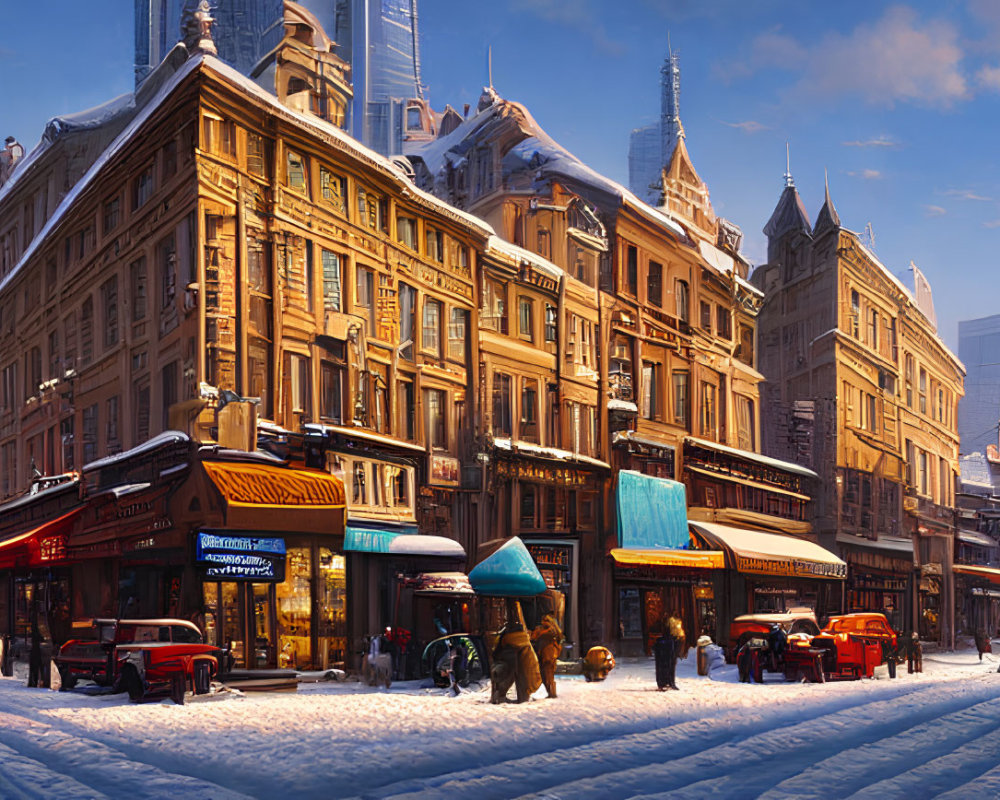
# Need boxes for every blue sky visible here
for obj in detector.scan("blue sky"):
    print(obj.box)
[4,1,1000,351]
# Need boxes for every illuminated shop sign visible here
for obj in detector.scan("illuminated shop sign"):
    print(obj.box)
[196,532,286,581]
[736,555,847,580]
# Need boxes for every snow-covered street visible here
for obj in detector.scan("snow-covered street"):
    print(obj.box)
[2,647,1000,799]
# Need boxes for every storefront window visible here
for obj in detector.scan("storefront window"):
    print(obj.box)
[203,583,218,648]
[317,547,347,669]
[221,582,244,668]
[276,547,312,669]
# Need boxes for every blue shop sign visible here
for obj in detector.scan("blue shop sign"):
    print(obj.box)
[196,532,287,582]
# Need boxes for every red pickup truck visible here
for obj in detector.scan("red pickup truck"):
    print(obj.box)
[55,618,221,704]
[787,612,899,681]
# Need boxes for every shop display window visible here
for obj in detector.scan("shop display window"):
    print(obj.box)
[276,547,313,669]
[316,547,347,670]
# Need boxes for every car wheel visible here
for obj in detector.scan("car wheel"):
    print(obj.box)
[170,674,186,705]
[121,665,144,702]
[58,667,76,691]
[193,662,211,695]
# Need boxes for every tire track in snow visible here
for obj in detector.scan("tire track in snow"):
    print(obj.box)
[0,709,253,800]
[350,681,937,799]
[760,693,1000,798]
[842,724,1000,799]
[508,679,1000,800]
[0,741,109,800]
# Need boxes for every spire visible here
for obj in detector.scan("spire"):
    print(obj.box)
[763,147,811,261]
[783,142,794,187]
[660,43,683,171]
[813,168,841,234]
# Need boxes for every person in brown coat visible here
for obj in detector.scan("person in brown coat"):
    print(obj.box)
[530,614,563,698]
[975,630,992,661]
[490,621,542,704]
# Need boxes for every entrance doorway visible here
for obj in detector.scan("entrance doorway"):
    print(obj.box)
[206,582,276,669]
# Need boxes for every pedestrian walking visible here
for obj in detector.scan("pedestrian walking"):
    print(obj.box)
[530,613,563,698]
[653,627,678,690]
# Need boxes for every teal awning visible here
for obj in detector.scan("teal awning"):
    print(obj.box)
[345,526,405,553]
[468,537,547,597]
[344,525,465,557]
[616,470,689,549]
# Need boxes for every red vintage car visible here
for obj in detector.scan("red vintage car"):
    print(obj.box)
[727,608,821,661]
[788,612,899,681]
[55,618,221,704]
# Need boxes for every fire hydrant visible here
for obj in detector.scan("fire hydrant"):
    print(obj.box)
[696,635,712,676]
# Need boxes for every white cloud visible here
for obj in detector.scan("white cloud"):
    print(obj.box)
[734,6,968,107]
[848,169,882,180]
[976,64,1000,91]
[944,189,993,201]
[924,205,947,217]
[722,120,770,133]
[842,135,899,148]
[983,219,1000,228]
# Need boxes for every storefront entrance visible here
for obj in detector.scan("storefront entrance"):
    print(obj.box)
[201,539,346,672]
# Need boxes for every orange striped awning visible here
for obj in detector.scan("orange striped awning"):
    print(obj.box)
[202,461,346,509]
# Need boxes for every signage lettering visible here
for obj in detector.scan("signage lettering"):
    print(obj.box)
[736,554,847,579]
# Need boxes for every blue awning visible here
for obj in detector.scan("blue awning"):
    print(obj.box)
[616,470,689,550]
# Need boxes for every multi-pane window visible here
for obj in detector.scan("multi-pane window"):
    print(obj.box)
[398,283,416,360]
[735,394,755,451]
[320,362,343,423]
[918,367,927,414]
[675,280,689,323]
[518,297,533,342]
[286,150,308,193]
[27,347,41,399]
[106,395,119,452]
[48,330,59,381]
[203,117,236,159]
[905,355,914,408]
[850,290,860,337]
[425,227,443,262]
[701,381,717,437]
[700,301,712,331]
[716,305,731,339]
[396,215,418,249]
[425,389,446,450]
[247,132,266,177]
[447,308,468,361]
[1,363,16,411]
[289,354,310,414]
[647,260,662,306]
[398,379,415,440]
[101,275,118,349]
[131,257,147,322]
[321,250,342,312]
[626,245,638,296]
[132,166,154,210]
[481,277,507,333]
[868,309,879,350]
[103,197,120,234]
[492,372,512,436]
[82,403,98,464]
[544,304,557,343]
[422,297,442,355]
[641,362,658,420]
[355,266,374,333]
[521,378,539,442]
[356,187,385,230]
[319,167,347,214]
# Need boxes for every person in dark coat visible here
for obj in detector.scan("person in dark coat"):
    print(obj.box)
[975,630,992,661]
[907,631,923,674]
[653,627,678,690]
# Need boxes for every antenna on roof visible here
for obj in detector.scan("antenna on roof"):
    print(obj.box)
[784,142,794,188]
[488,46,493,91]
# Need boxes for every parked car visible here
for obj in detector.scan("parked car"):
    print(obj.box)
[55,618,221,703]
[791,612,899,681]
[727,608,820,661]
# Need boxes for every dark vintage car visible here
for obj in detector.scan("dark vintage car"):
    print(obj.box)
[55,618,221,703]
[727,608,821,661]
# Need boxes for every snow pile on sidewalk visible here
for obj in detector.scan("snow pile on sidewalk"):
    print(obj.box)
[1,647,999,799]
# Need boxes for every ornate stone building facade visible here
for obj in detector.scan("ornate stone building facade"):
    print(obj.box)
[753,175,963,645]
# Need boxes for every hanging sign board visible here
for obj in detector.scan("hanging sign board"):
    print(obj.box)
[196,532,286,581]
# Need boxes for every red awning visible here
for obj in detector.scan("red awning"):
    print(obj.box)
[0,508,81,569]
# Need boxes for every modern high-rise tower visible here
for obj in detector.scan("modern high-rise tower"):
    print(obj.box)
[333,0,425,155]
[135,0,425,156]
[628,48,683,205]
[958,314,1000,454]
[134,0,284,86]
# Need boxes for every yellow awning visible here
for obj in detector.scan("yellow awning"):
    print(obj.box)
[203,461,346,509]
[954,564,1000,585]
[610,548,725,569]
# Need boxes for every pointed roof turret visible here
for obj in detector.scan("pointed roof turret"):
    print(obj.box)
[763,146,811,259]
[813,169,841,235]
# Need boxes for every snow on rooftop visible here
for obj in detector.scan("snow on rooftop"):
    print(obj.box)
[487,235,563,281]
[82,431,191,472]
